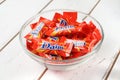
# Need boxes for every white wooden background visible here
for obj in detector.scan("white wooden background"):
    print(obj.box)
[0,0,120,80]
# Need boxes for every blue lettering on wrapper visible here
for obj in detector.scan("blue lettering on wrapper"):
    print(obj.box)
[74,41,85,46]
[41,42,47,49]
[67,39,85,47]
[31,22,44,37]
[41,42,63,50]
[55,25,75,32]
[60,19,68,26]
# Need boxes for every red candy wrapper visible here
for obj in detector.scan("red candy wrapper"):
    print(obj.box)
[25,22,46,39]
[66,39,86,52]
[45,25,78,36]
[26,36,73,58]
[45,21,96,37]
[24,11,102,60]
[63,12,77,25]
[39,17,56,28]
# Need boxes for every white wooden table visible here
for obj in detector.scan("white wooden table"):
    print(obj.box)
[0,0,120,80]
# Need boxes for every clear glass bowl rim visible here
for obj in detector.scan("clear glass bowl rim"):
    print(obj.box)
[19,9,104,64]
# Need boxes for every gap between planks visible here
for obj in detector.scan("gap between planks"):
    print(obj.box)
[37,68,48,80]
[102,50,120,80]
[82,0,101,20]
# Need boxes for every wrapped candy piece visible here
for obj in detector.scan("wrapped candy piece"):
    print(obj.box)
[63,12,77,24]
[27,17,56,39]
[45,25,78,36]
[52,12,66,23]
[40,41,73,57]
[33,37,73,57]
[30,22,38,29]
[81,21,96,35]
[26,38,40,51]
[30,17,56,30]
[66,39,87,53]
[46,43,73,57]
[88,39,97,51]
[53,12,77,27]
[52,12,77,27]
[25,22,49,39]
[53,13,68,26]
[88,21,96,32]
[39,17,56,28]
[25,22,45,39]
[29,49,51,58]
[66,32,87,40]
[46,36,74,57]
[45,21,96,37]
[58,18,68,26]
[87,28,102,51]
[46,36,67,43]
[26,36,73,57]
[93,28,102,41]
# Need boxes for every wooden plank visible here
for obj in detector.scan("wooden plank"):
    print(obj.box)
[40,0,120,80]
[43,0,99,13]
[0,36,46,80]
[0,0,51,49]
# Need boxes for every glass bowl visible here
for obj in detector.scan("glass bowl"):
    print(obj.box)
[19,9,104,70]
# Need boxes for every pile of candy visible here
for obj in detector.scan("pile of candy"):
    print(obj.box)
[25,12,102,60]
